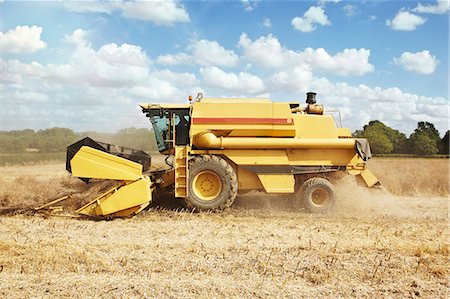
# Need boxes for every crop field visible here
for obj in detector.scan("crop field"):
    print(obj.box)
[0,158,448,298]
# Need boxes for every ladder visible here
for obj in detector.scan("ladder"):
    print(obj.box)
[174,146,189,198]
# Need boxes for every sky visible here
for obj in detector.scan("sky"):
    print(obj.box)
[0,0,449,135]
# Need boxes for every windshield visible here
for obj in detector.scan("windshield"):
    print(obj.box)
[149,115,170,152]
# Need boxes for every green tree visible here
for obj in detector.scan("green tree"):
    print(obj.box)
[408,122,441,155]
[112,127,157,152]
[37,128,79,152]
[409,132,438,155]
[416,121,440,141]
[439,130,449,154]
[362,128,393,154]
[353,120,407,154]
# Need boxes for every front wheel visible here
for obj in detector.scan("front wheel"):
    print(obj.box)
[184,155,237,211]
[298,177,336,214]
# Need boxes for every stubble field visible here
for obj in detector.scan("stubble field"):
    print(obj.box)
[0,158,448,298]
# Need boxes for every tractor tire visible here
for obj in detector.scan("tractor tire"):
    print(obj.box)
[184,155,237,211]
[299,177,336,214]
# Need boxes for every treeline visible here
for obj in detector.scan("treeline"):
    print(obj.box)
[353,121,449,155]
[0,127,158,153]
[0,121,448,156]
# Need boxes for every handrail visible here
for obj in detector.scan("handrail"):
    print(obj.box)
[325,109,343,128]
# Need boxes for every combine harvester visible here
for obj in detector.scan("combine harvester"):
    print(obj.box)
[60,92,379,218]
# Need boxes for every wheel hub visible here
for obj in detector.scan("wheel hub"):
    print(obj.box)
[311,188,330,206]
[192,171,222,201]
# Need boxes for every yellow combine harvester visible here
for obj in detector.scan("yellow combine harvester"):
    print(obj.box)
[66,92,379,218]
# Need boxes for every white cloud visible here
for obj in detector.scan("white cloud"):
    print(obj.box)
[413,0,449,14]
[41,30,151,87]
[0,25,47,53]
[0,29,197,91]
[64,1,116,14]
[65,0,190,25]
[292,6,331,32]
[393,50,439,74]
[3,90,49,103]
[200,66,265,95]
[97,43,150,67]
[241,0,258,12]
[156,39,239,67]
[318,0,341,6]
[2,39,152,87]
[189,40,239,67]
[64,28,90,46]
[343,4,356,17]
[386,11,426,31]
[156,53,192,66]
[238,33,374,76]
[238,34,288,68]
[128,80,181,102]
[269,65,314,93]
[0,30,202,131]
[308,48,374,76]
[263,17,272,28]
[154,69,198,87]
[121,1,190,25]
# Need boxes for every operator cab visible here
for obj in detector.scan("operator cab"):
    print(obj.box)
[140,104,191,154]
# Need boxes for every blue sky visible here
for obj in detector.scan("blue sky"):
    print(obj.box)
[0,0,448,135]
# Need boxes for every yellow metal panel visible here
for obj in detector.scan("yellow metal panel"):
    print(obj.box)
[293,114,338,138]
[337,128,351,137]
[272,102,295,137]
[237,166,263,190]
[286,148,357,166]
[110,203,149,217]
[359,168,379,188]
[71,146,142,181]
[225,128,273,137]
[191,101,273,137]
[224,149,289,165]
[77,177,152,217]
[257,174,295,193]
[225,149,357,167]
[201,98,271,103]
[193,101,273,118]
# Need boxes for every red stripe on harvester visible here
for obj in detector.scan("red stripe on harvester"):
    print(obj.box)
[192,117,293,125]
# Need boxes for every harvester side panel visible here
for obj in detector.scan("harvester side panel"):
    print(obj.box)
[258,174,295,193]
[190,101,295,138]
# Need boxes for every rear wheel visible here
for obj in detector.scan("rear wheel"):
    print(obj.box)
[184,155,237,210]
[298,177,336,213]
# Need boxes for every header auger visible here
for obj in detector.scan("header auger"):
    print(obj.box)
[61,92,379,218]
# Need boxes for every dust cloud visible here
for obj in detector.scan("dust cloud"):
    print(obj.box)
[333,175,448,220]
[233,174,448,221]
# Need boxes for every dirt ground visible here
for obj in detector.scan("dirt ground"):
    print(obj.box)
[0,159,448,298]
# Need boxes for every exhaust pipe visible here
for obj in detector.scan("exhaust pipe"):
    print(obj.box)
[306,92,317,104]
